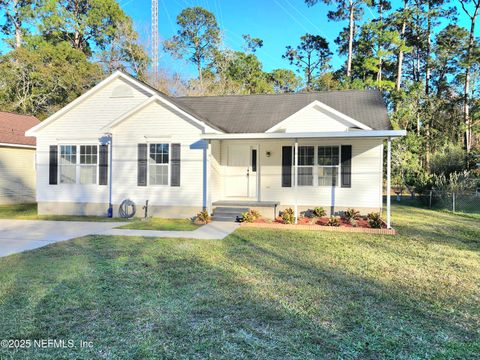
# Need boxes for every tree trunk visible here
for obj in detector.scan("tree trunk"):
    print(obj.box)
[197,60,203,88]
[424,0,432,170]
[377,2,384,84]
[462,2,480,154]
[9,0,22,48]
[347,0,354,78]
[306,53,312,90]
[395,0,407,91]
[425,1,431,96]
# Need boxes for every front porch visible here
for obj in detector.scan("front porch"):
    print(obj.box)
[203,131,406,227]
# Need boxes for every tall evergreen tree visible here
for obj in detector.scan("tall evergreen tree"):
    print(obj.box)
[0,0,36,48]
[458,0,480,153]
[164,7,220,88]
[283,33,332,91]
[306,0,368,78]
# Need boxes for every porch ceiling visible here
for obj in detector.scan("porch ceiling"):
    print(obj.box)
[201,130,406,140]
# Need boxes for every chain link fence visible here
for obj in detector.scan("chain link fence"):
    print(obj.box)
[395,189,480,215]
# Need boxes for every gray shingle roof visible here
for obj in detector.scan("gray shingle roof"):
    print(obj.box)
[176,90,390,133]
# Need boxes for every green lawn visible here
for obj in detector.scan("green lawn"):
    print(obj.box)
[0,205,479,359]
[116,217,201,231]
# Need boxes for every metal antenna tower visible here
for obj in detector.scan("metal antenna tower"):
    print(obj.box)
[151,0,159,82]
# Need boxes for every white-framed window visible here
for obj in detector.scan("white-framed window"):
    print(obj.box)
[149,143,169,185]
[298,146,314,186]
[318,146,340,186]
[59,145,77,184]
[59,144,98,185]
[79,145,98,185]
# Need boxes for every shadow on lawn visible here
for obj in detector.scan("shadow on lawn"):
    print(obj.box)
[0,230,478,359]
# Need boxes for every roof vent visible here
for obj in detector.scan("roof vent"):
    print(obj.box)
[111,84,133,98]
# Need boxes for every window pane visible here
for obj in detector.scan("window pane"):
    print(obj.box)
[60,145,76,183]
[149,164,168,185]
[150,143,169,164]
[318,166,338,186]
[80,165,97,184]
[299,146,314,166]
[318,146,339,166]
[80,146,98,165]
[60,165,76,184]
[298,167,313,186]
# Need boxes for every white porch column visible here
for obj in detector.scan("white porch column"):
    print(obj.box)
[294,139,298,224]
[207,140,212,214]
[386,137,392,228]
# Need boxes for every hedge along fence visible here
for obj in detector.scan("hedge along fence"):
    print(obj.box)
[240,222,396,235]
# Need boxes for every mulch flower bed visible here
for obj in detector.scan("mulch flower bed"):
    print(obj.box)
[241,216,396,235]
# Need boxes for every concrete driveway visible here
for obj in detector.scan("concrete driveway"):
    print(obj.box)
[0,219,123,257]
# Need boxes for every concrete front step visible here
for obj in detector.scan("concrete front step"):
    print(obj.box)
[213,207,249,214]
[212,207,249,222]
[211,215,240,222]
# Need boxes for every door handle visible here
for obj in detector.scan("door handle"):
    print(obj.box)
[247,168,250,177]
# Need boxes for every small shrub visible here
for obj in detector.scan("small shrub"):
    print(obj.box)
[302,209,315,218]
[367,212,383,228]
[241,209,261,223]
[313,207,326,217]
[344,208,360,221]
[348,218,358,227]
[196,210,211,224]
[281,208,295,224]
[326,216,341,227]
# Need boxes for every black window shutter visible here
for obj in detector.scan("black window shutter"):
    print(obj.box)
[137,144,147,186]
[171,143,181,187]
[49,145,58,185]
[341,145,352,188]
[282,146,292,187]
[99,145,108,185]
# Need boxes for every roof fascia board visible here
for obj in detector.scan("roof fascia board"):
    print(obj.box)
[266,100,372,133]
[202,130,406,140]
[0,142,36,149]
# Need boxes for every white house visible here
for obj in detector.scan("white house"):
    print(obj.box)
[26,71,405,227]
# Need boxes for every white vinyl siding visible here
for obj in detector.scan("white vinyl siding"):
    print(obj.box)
[34,77,150,204]
[112,100,205,208]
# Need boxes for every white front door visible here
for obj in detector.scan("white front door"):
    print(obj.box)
[225,144,257,198]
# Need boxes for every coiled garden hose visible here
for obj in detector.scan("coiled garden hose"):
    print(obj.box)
[119,199,136,218]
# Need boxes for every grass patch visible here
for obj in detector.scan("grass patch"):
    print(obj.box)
[116,217,201,231]
[0,204,479,358]
[0,203,126,222]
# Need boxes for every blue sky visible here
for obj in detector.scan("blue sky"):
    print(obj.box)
[0,1,477,80]
[120,0,476,79]
[122,0,366,77]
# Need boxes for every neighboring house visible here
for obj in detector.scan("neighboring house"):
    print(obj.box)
[26,71,405,227]
[0,112,40,204]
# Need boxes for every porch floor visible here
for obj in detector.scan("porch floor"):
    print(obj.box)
[212,200,280,207]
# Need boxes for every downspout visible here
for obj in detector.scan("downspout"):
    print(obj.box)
[106,133,113,218]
